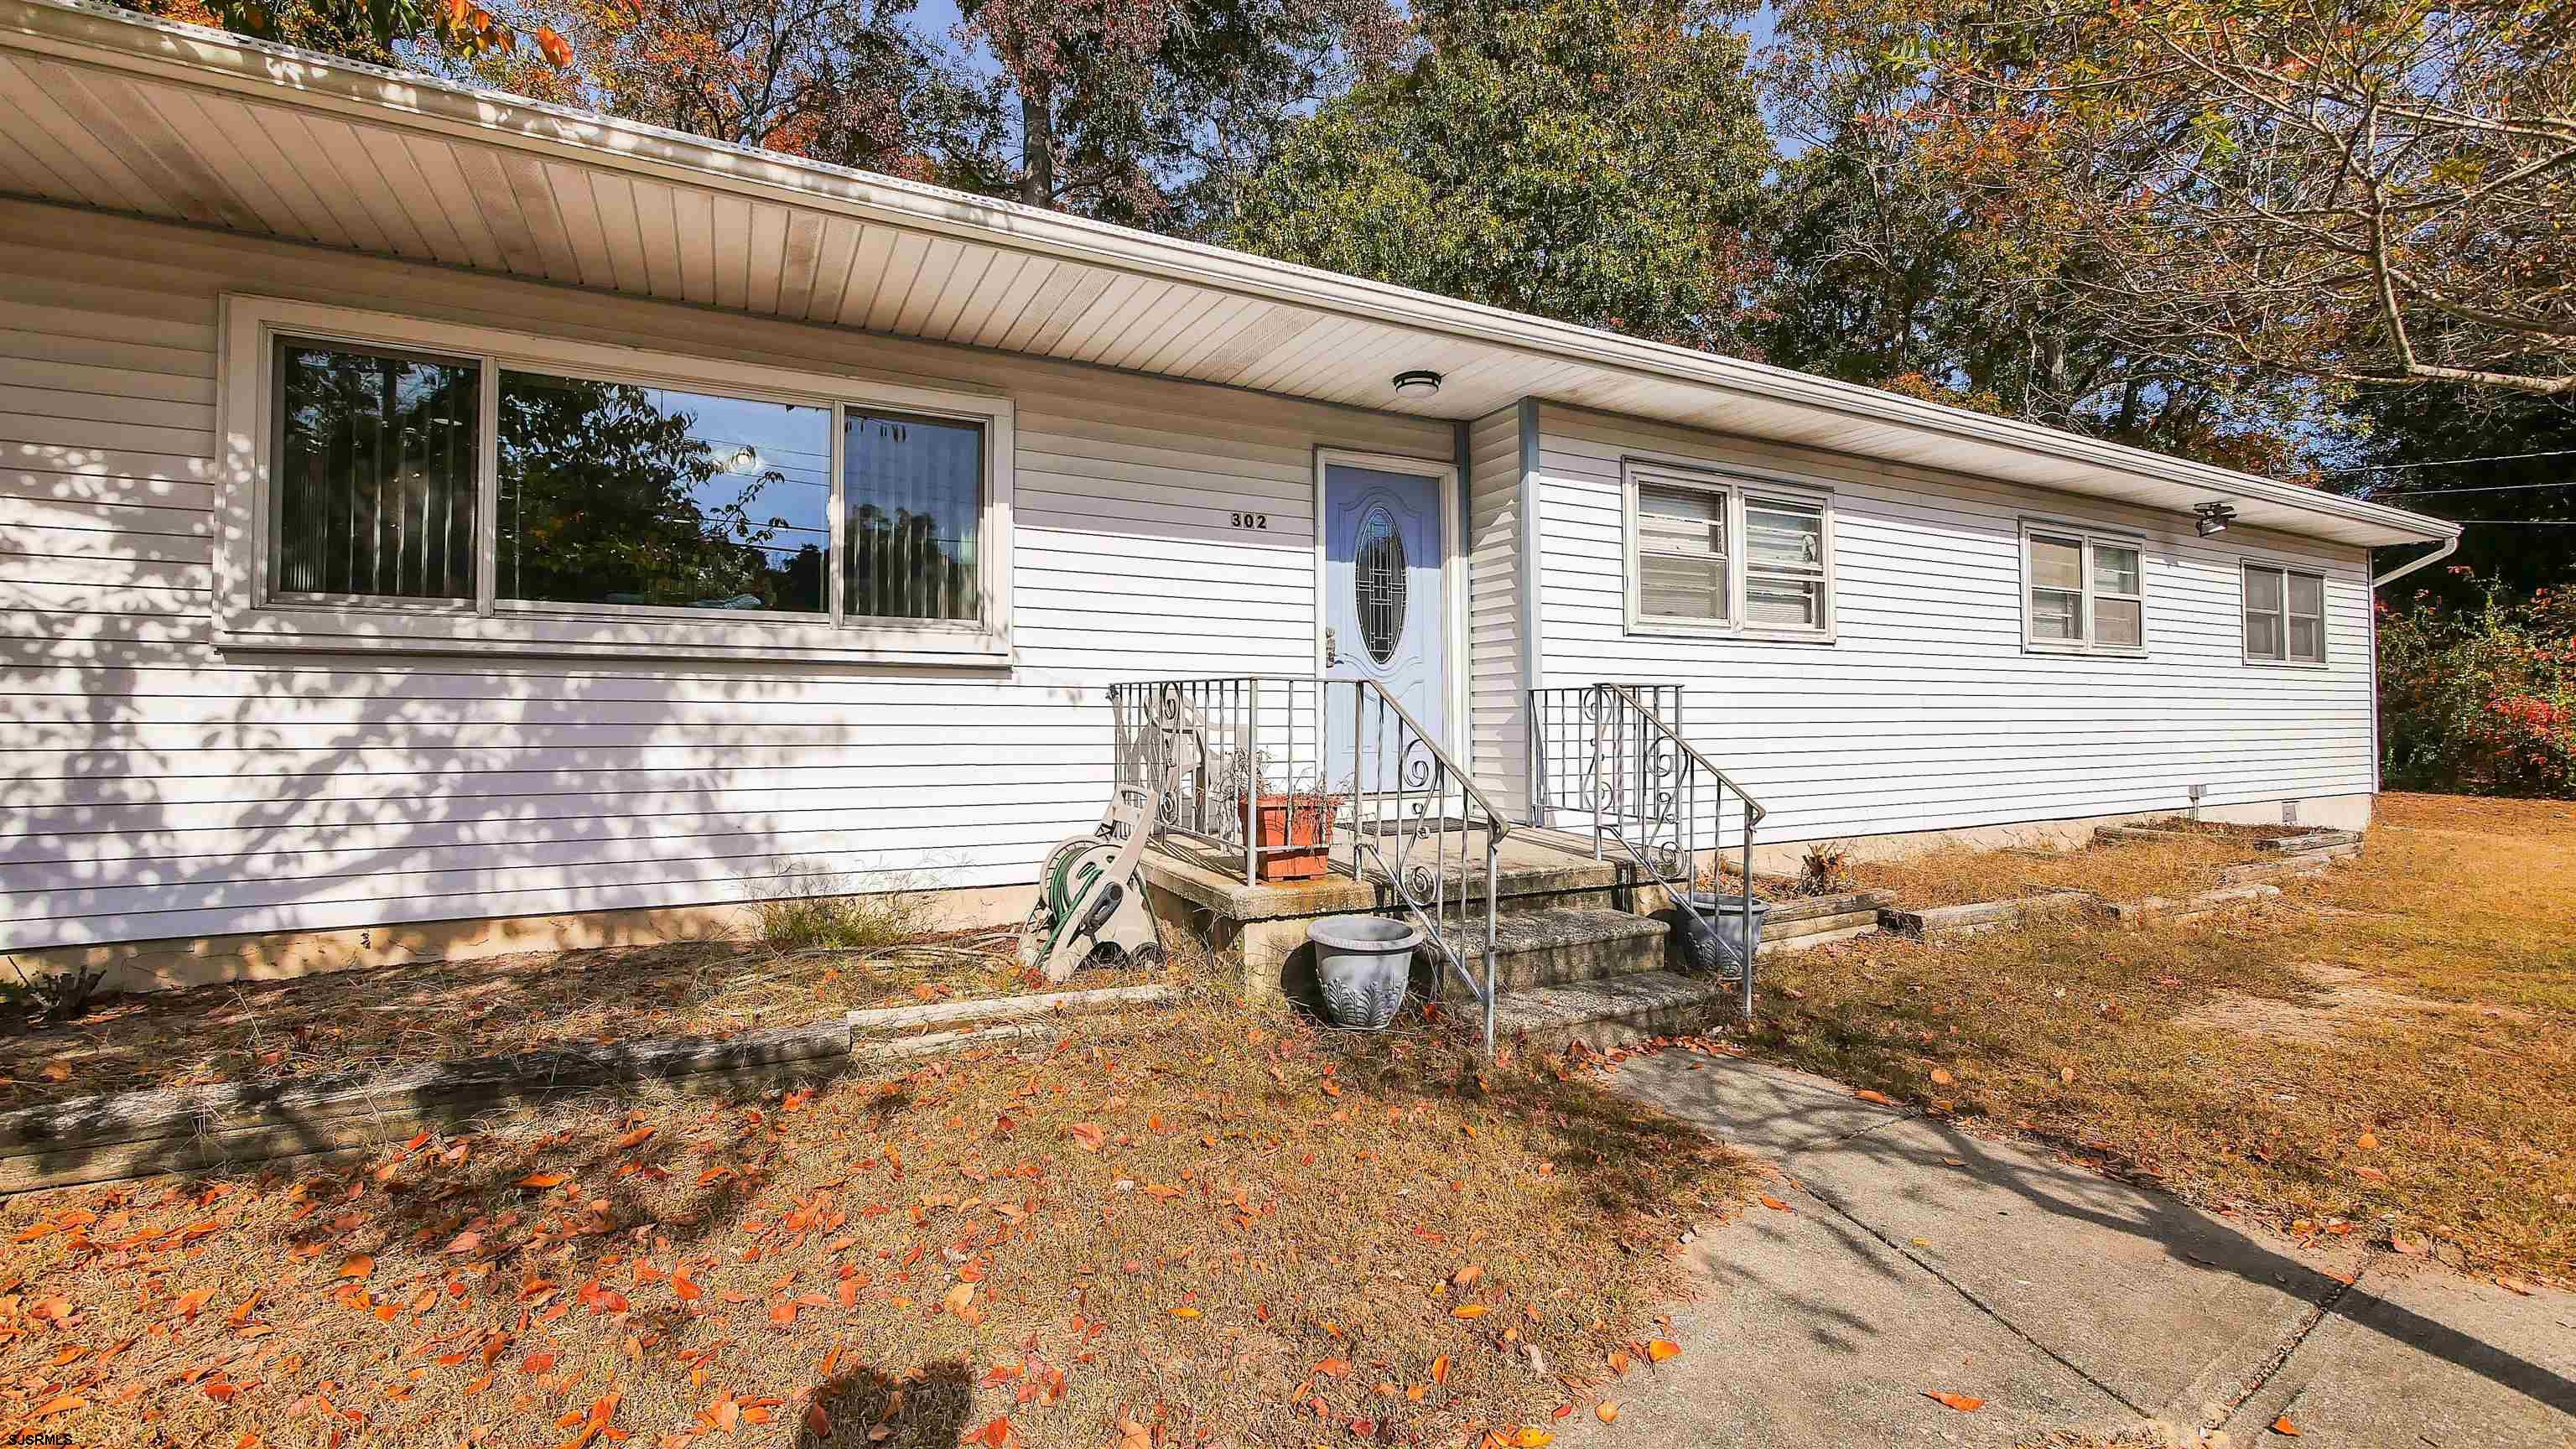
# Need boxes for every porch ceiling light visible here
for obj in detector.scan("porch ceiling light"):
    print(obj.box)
[1392,369,1443,399]
[2194,500,2238,537]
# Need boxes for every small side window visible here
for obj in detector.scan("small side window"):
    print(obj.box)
[2022,523,2145,653]
[2246,564,2327,663]
[1624,462,1834,640]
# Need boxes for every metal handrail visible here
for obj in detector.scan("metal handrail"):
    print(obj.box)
[1529,682,1768,1019]
[1105,674,1506,1054]
[1598,683,1768,833]
[1343,678,1505,1056]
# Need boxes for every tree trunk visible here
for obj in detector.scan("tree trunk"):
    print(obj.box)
[1019,80,1054,207]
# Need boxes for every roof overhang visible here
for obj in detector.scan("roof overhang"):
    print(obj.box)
[0,0,2456,548]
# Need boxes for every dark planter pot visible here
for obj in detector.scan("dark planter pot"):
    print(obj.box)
[1240,793,1340,881]
[1680,891,1771,975]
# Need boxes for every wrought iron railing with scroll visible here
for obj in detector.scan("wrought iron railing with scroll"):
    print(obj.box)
[1527,683,1768,1018]
[1105,676,1509,1053]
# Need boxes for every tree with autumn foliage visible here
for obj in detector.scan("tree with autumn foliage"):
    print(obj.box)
[1805,0,2576,402]
[481,0,974,181]
[1751,0,2325,470]
[2379,572,2576,796]
[1221,0,1774,353]
[118,0,572,69]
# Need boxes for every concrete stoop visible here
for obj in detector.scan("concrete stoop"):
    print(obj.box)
[1490,969,1732,1052]
[1455,906,1669,990]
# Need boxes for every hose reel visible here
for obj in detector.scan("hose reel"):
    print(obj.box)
[1018,688,1208,981]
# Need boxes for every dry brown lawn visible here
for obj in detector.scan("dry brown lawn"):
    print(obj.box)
[0,978,1755,1446]
[1748,792,2576,1284]
[1846,832,2257,909]
[0,932,1153,1113]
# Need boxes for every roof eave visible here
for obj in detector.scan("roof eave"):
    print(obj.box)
[1,0,2460,549]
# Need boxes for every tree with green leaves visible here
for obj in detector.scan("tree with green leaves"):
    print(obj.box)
[1221,0,1774,352]
[953,0,1405,226]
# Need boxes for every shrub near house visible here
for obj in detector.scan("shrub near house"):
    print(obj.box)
[2379,575,2576,797]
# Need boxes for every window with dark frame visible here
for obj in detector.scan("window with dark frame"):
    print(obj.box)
[843,410,985,624]
[270,340,480,601]
[497,369,833,614]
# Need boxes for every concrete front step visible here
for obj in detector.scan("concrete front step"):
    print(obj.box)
[1491,969,1733,1052]
[1452,906,1668,990]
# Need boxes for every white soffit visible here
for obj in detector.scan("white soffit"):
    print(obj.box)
[0,0,2454,548]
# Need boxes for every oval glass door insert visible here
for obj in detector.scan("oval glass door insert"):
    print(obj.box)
[1353,504,1406,664]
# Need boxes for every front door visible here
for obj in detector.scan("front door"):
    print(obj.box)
[1323,460,1448,793]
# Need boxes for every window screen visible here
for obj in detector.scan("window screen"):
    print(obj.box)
[1636,482,1728,622]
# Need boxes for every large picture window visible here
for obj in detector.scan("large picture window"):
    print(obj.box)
[497,371,833,615]
[2244,564,2327,664]
[2022,522,2146,654]
[219,297,1013,662]
[1624,462,1834,640]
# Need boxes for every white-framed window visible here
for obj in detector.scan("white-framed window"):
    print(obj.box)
[216,295,1014,663]
[2021,522,2145,653]
[1623,460,1833,640]
[2243,563,2327,665]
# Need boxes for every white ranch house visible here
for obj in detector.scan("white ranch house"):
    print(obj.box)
[0,0,2454,1002]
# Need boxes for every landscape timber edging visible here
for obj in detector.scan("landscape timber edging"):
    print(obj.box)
[1876,891,2097,940]
[0,983,1173,1197]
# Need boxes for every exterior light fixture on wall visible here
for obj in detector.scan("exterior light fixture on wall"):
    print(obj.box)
[2194,501,2238,538]
[1391,369,1443,399]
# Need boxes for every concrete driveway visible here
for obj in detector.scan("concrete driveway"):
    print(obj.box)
[1561,1051,2576,1447]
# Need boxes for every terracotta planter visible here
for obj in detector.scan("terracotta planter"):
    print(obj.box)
[1241,793,1340,881]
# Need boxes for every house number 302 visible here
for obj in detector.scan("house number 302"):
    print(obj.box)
[1230,512,1270,530]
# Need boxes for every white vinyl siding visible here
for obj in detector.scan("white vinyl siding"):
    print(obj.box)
[1463,403,1526,818]
[2244,563,2328,665]
[0,199,1450,952]
[2022,522,2146,655]
[1513,402,2378,845]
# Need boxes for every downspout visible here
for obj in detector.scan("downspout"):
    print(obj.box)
[2366,532,2459,805]
[1517,398,1543,823]
[2370,533,2457,589]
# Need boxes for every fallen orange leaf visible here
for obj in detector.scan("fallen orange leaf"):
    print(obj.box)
[1758,1195,1791,1213]
[1922,1389,1984,1412]
[517,1172,568,1189]
[1854,1089,1897,1106]
[1646,1340,1681,1363]
[336,1254,375,1280]
[1596,1401,1619,1423]
[1452,1304,1489,1319]
[2272,1415,2302,1436]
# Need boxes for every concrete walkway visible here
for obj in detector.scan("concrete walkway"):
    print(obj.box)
[1562,1052,2576,1447]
